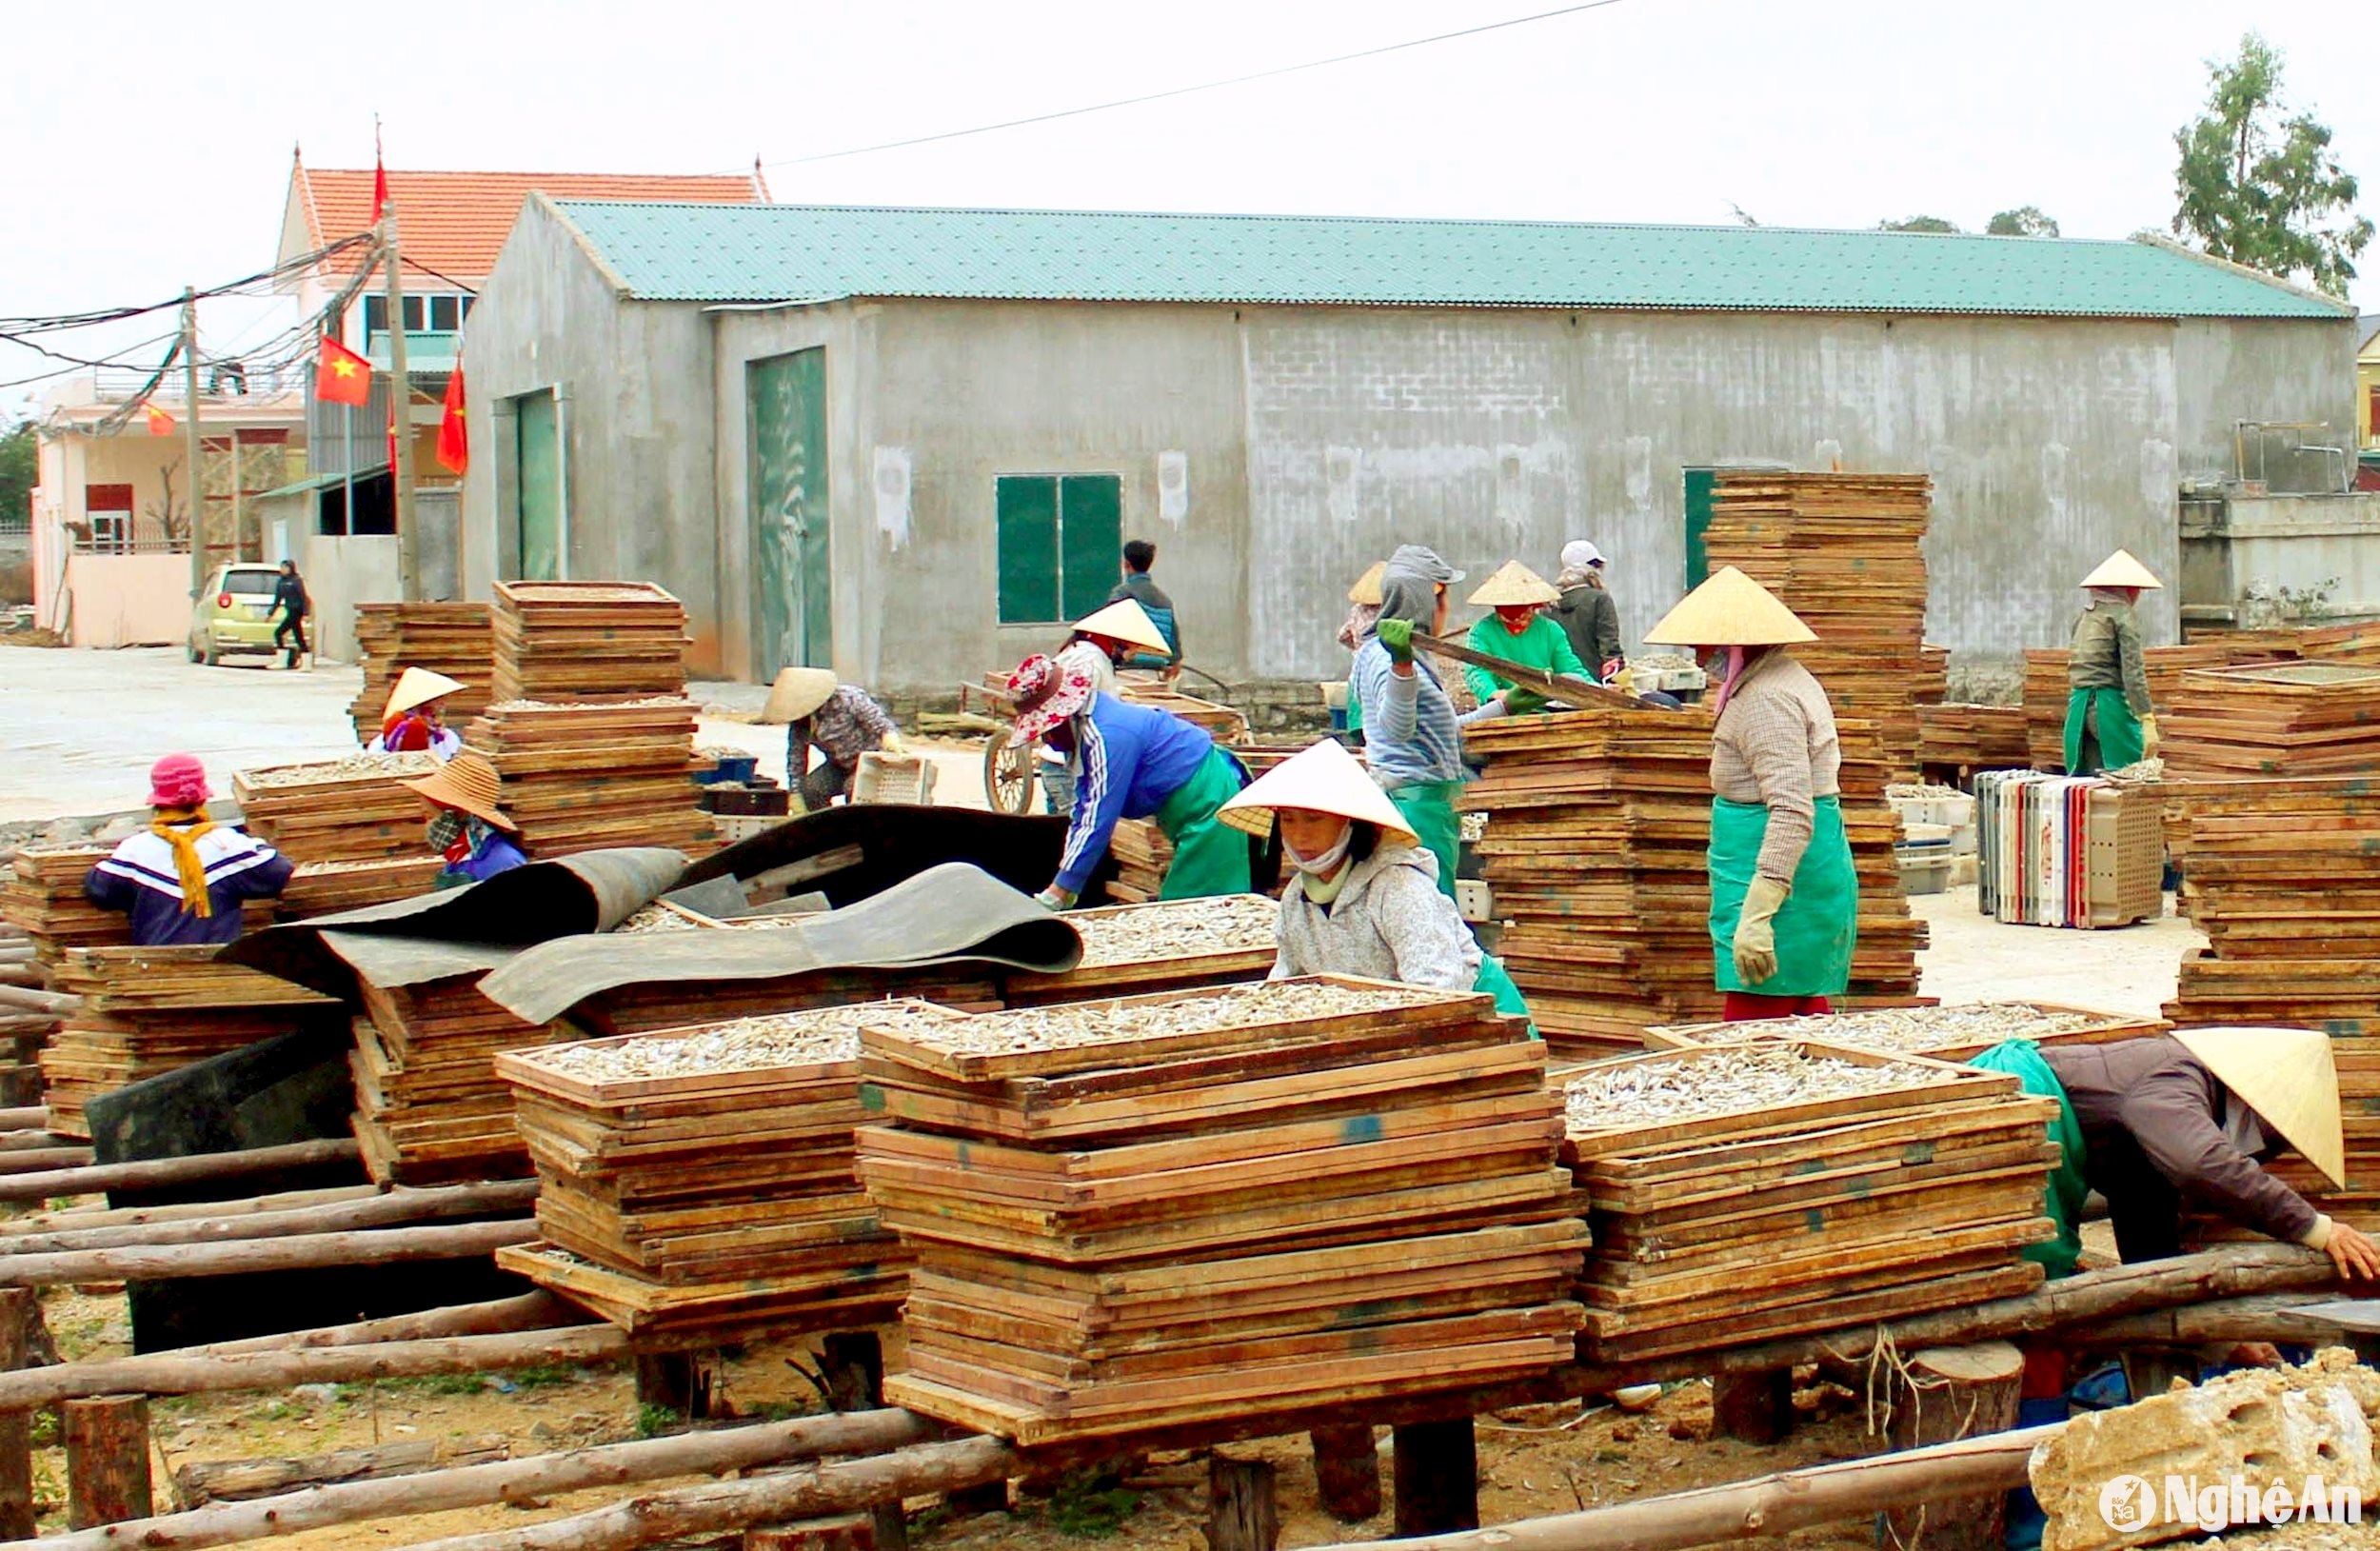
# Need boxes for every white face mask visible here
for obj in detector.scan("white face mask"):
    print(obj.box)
[1284,827,1354,877]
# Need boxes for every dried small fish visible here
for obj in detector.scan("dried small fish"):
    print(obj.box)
[241,752,439,787]
[1885,782,1965,802]
[887,979,1444,1061]
[1070,896,1277,967]
[1564,1046,1949,1131]
[1688,1003,2106,1055]
[290,858,441,877]
[487,697,693,713]
[614,904,804,935]
[535,1003,960,1080]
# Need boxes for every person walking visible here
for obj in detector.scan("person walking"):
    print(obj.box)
[1352,546,1469,899]
[1551,540,1623,680]
[2064,549,2161,774]
[1643,567,1858,1022]
[1104,539,1181,675]
[270,560,311,670]
[84,754,292,945]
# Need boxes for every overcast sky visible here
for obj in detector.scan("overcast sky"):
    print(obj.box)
[4,0,2373,421]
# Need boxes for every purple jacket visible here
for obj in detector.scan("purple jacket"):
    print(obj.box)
[444,828,528,885]
[85,825,292,946]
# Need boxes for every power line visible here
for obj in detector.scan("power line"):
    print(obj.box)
[755,0,1635,170]
[0,233,376,338]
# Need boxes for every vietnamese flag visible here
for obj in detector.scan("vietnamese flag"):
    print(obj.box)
[316,334,372,407]
[143,402,176,437]
[436,363,468,474]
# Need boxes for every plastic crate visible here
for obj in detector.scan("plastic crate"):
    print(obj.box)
[852,752,939,805]
[2083,785,2164,928]
[1899,856,1954,896]
[1456,878,1496,923]
[714,814,783,844]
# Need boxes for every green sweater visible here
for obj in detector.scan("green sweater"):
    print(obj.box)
[1463,613,1589,705]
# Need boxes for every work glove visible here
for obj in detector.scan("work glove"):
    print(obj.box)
[1033,885,1077,912]
[1733,874,1791,986]
[1375,618,1415,666]
[882,731,905,754]
[2137,713,2160,760]
[1502,687,1547,717]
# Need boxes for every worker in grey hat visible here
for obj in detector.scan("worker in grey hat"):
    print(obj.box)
[1353,545,1469,898]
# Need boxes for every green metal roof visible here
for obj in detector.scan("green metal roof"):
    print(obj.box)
[547,201,2352,320]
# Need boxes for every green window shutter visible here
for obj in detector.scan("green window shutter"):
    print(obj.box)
[996,476,1061,624]
[1682,468,1716,591]
[1058,474,1123,621]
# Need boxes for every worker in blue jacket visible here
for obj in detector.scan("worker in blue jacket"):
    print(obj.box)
[84,753,293,945]
[1007,652,1249,909]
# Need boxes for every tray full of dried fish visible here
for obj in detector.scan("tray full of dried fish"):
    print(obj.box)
[500,1001,962,1105]
[862,975,1484,1081]
[1642,1001,2165,1061]
[1003,895,1279,1002]
[1562,1041,2022,1162]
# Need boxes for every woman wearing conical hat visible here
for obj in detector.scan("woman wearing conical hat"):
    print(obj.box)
[367,667,466,760]
[2064,549,2161,774]
[1036,600,1177,818]
[403,750,526,887]
[1220,740,1531,1032]
[1644,567,1857,1022]
[1460,562,1590,717]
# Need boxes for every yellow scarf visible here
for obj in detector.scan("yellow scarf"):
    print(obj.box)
[149,807,218,918]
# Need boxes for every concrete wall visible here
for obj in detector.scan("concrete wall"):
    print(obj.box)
[60,553,190,648]
[463,202,725,670]
[2173,317,2362,487]
[2181,489,2380,627]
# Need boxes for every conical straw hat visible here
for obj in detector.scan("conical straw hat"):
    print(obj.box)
[1347,562,1387,606]
[1071,598,1171,656]
[1642,567,1816,647]
[2172,1027,2346,1189]
[760,667,839,725]
[1467,561,1562,608]
[1219,738,1418,841]
[2080,549,2163,590]
[402,749,515,832]
[385,667,466,718]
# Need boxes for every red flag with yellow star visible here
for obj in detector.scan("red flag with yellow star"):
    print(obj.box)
[436,362,468,474]
[143,402,176,437]
[315,334,372,407]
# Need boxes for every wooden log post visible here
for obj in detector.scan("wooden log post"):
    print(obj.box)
[171,1436,511,1507]
[631,1352,710,1422]
[0,1139,360,1205]
[1308,1425,1380,1522]
[0,1217,535,1287]
[1206,1454,1279,1551]
[1880,1343,2023,1551]
[1710,1369,1794,1445]
[1391,1418,1478,1537]
[64,1395,152,1529]
[0,1288,32,1539]
[815,1333,904,1551]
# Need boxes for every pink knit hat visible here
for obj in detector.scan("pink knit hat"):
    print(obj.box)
[148,753,211,809]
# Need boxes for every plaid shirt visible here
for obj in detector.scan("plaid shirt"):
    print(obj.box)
[792,686,895,772]
[1709,650,1841,882]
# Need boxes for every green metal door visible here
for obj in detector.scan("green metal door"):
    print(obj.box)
[749,348,830,672]
[995,476,1061,624]
[515,389,561,581]
[1681,467,1716,592]
[1058,475,1122,620]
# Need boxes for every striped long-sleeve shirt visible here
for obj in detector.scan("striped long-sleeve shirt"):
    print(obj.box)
[1351,639,1467,788]
[1054,694,1217,896]
[1709,649,1842,883]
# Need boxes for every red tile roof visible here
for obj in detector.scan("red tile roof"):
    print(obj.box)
[291,163,767,279]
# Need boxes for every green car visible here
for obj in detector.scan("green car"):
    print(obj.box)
[187,564,286,666]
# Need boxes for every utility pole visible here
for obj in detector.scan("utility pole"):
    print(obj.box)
[181,287,206,600]
[383,207,420,601]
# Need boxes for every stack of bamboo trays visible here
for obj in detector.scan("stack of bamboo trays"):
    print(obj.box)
[1103,820,1175,905]
[279,858,447,920]
[1002,894,1277,1006]
[42,946,342,1140]
[494,1003,962,1345]
[1645,1001,2166,1061]
[1116,684,1248,744]
[2,846,126,963]
[855,977,1584,1445]
[350,972,564,1185]
[465,700,712,860]
[232,754,442,865]
[490,581,689,705]
[1461,707,1928,1058]
[2298,622,2380,666]
[1914,704,2032,771]
[2159,663,2380,780]
[348,603,493,743]
[2023,641,2303,771]
[1561,1043,2055,1361]
[1703,473,1939,773]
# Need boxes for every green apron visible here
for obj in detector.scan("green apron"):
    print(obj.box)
[1473,952,1536,1039]
[1967,1040,2089,1280]
[1387,781,1464,901]
[1707,796,1856,996]
[1153,745,1253,900]
[2062,687,2143,774]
